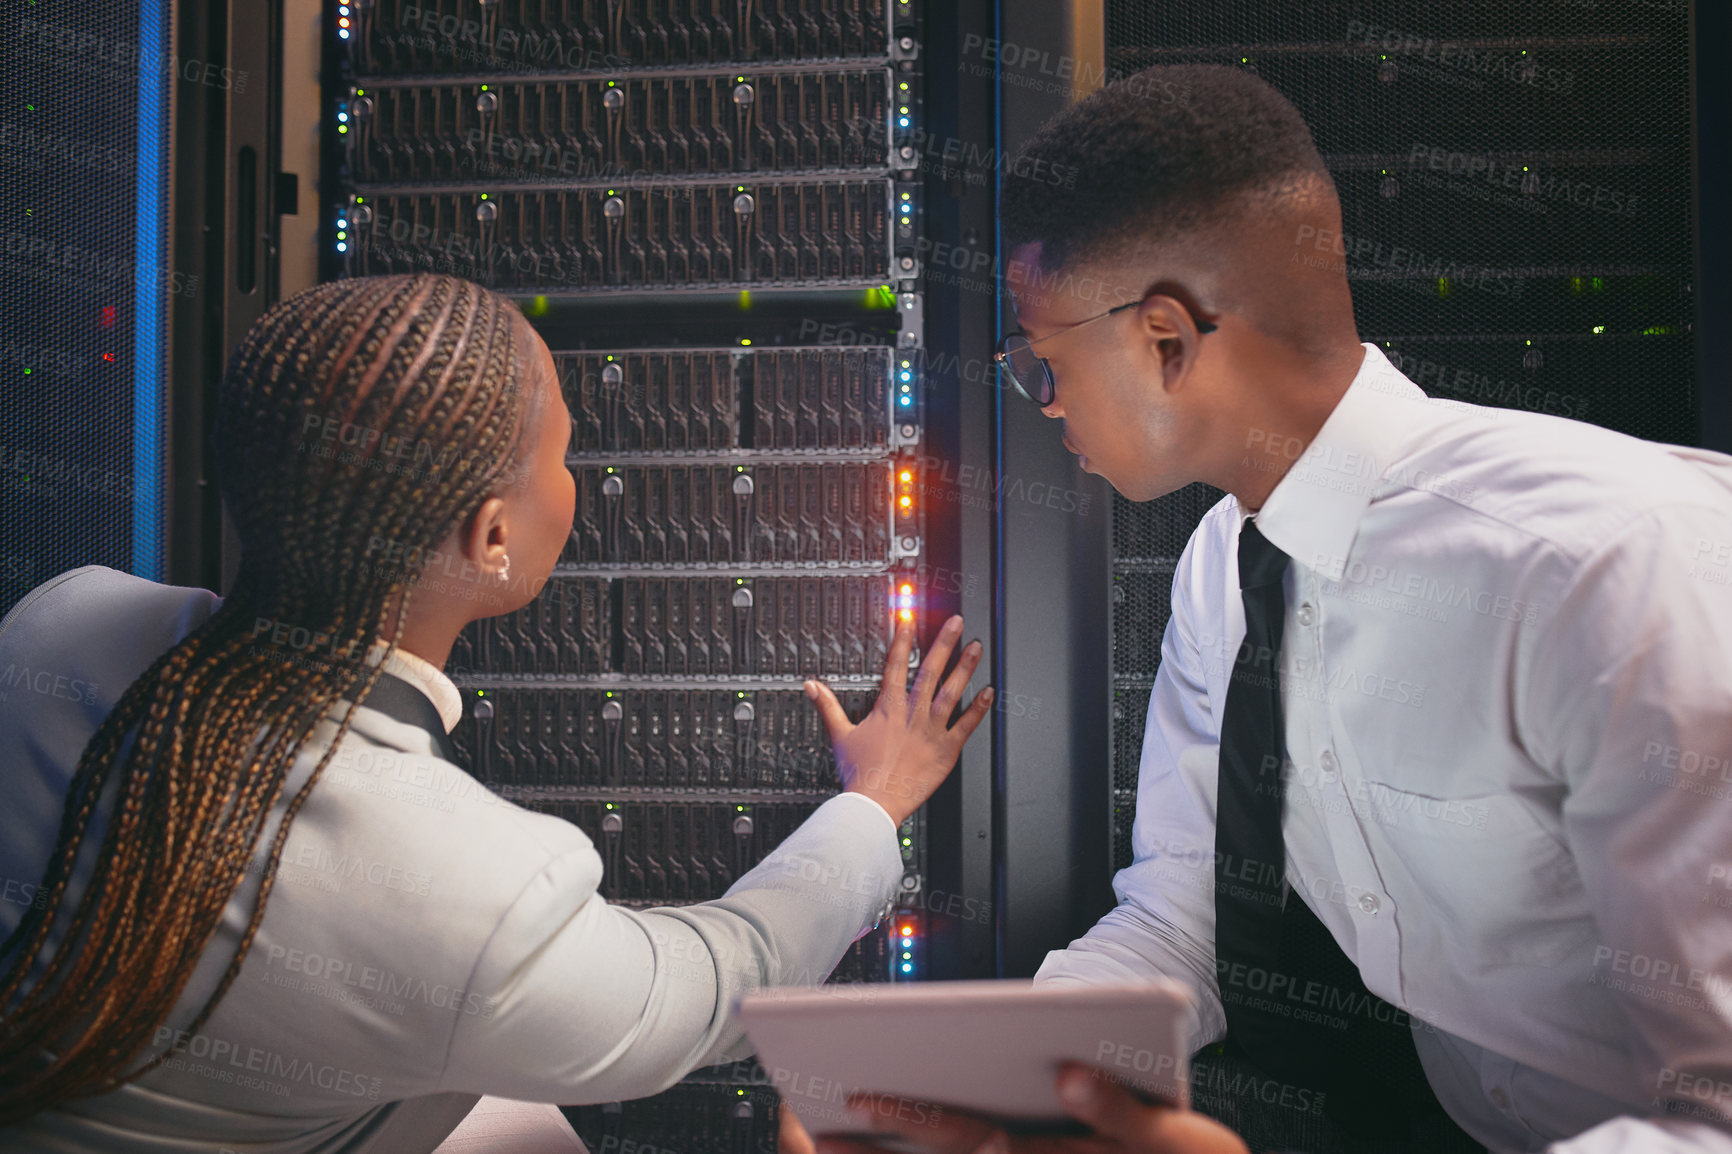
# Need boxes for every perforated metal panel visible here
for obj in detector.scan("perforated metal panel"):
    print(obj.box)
[1110,482,1223,859]
[0,3,171,617]
[1105,1,1697,872]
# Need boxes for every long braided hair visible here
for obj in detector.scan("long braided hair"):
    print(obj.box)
[0,274,542,1121]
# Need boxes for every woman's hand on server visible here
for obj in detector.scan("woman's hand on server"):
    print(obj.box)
[805,615,991,827]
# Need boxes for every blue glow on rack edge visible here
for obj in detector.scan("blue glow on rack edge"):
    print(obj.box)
[132,0,165,579]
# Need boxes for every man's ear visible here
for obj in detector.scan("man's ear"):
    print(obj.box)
[1141,293,1208,394]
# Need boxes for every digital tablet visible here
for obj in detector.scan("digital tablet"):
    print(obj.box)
[734,979,1193,1142]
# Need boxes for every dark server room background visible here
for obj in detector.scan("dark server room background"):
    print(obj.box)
[2,1,1727,1150]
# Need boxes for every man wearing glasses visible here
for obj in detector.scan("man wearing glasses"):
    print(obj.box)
[824,63,1732,1154]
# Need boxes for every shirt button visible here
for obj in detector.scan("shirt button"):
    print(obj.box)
[1489,1087,1510,1109]
[1357,893,1380,915]
[1319,750,1338,774]
[1296,603,1315,627]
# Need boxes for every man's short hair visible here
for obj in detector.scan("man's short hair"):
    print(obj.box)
[1000,64,1331,273]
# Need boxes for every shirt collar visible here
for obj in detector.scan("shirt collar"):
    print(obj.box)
[365,640,463,733]
[1244,343,1435,582]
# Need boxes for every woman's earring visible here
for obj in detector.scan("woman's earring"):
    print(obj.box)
[496,554,511,583]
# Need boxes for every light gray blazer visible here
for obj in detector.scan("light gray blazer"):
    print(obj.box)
[0,567,901,1152]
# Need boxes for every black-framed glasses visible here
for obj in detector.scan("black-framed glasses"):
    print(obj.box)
[993,297,1218,406]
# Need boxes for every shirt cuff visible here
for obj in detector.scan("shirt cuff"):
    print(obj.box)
[830,790,900,838]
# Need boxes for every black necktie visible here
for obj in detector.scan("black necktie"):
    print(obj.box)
[349,671,460,764]
[1214,518,1293,1054]
[1213,519,1461,1142]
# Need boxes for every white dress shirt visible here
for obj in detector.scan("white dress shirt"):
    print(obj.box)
[0,566,901,1152]
[1035,344,1732,1153]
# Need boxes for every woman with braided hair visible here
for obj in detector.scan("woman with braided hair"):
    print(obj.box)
[0,273,992,1152]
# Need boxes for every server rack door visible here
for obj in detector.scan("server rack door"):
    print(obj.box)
[1,1,176,615]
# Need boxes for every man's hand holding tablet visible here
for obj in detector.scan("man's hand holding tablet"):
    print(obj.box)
[739,981,1247,1154]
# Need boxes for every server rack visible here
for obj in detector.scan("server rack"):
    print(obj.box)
[1095,0,1705,884]
[0,1,176,616]
[321,2,956,1146]
[988,3,1720,968]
